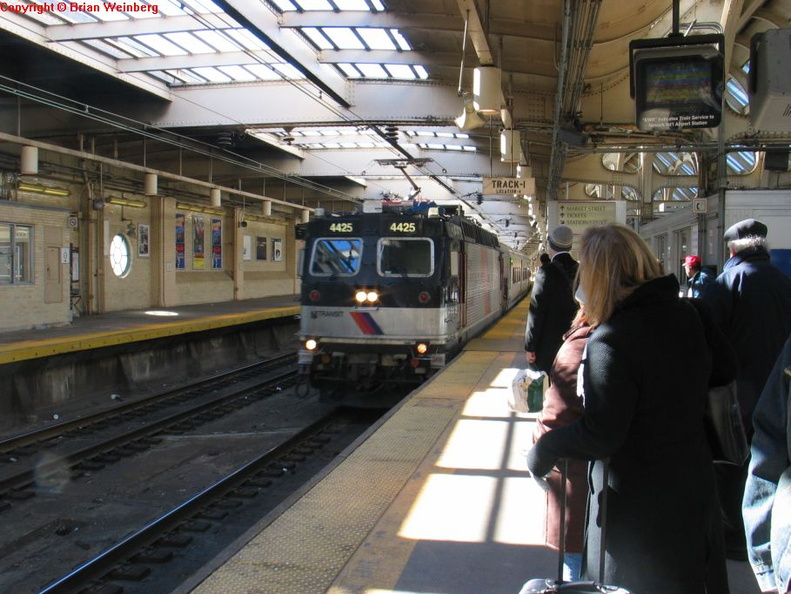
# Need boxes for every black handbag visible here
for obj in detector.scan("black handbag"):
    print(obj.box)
[704,380,749,465]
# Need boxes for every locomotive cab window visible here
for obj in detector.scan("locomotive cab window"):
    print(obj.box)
[309,238,362,276]
[378,238,434,277]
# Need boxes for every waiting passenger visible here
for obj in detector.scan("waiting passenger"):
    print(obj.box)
[531,288,592,581]
[524,226,579,374]
[703,218,791,560]
[527,223,728,594]
[742,333,791,594]
[682,255,715,298]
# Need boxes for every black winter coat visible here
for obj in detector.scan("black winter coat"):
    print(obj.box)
[703,247,791,432]
[528,275,728,594]
[524,252,579,373]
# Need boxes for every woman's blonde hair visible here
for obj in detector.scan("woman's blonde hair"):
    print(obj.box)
[578,224,664,326]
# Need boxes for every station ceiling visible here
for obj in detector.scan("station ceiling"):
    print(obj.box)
[0,0,787,250]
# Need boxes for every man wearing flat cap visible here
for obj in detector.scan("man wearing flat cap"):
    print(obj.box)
[525,224,579,373]
[703,217,791,561]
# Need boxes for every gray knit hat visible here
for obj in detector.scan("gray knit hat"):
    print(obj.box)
[548,225,573,252]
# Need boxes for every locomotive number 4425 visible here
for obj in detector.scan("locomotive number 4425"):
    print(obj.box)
[329,222,354,233]
[389,222,416,233]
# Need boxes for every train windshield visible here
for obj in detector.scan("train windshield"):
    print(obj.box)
[377,238,434,277]
[309,238,362,276]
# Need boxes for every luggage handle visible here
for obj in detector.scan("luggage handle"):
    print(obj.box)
[557,458,609,584]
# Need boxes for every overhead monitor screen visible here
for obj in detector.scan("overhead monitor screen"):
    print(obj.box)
[633,45,723,132]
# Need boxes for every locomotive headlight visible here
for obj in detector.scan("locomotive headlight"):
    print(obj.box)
[305,338,318,351]
[415,342,429,355]
[355,290,379,304]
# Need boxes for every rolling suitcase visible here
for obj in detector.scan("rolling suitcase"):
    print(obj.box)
[519,460,633,594]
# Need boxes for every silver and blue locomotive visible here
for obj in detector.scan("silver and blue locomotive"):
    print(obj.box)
[297,199,531,405]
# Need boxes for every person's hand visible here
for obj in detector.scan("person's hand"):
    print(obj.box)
[526,351,536,363]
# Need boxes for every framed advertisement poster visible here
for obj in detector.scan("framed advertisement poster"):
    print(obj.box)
[211,218,222,269]
[193,215,205,270]
[138,224,150,258]
[175,213,185,269]
[256,237,267,260]
[273,238,283,261]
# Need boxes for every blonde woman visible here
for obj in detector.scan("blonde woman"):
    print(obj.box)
[527,224,728,594]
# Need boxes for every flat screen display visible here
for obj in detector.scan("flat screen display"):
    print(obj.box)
[634,47,723,131]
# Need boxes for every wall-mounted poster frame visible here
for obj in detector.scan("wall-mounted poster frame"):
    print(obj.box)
[211,218,222,269]
[273,238,283,261]
[175,213,185,269]
[243,235,252,261]
[256,236,267,260]
[193,215,205,270]
[138,223,150,258]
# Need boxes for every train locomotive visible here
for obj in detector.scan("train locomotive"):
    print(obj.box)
[296,199,532,405]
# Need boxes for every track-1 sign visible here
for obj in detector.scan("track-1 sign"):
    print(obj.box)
[482,177,536,195]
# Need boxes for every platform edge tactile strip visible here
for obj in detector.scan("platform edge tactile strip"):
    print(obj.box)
[190,399,460,594]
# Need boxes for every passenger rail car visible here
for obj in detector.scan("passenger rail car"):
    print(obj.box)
[297,201,531,404]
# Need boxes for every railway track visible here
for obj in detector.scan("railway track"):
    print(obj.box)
[37,407,377,594]
[0,354,297,501]
[0,355,385,593]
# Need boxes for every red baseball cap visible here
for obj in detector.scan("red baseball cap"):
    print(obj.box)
[683,255,701,267]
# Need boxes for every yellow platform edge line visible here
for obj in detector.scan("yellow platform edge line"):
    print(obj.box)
[0,306,300,365]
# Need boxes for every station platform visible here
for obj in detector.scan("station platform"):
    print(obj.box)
[0,295,301,365]
[174,299,762,594]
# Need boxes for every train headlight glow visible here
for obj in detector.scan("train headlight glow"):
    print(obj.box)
[305,339,318,351]
[415,342,429,355]
[355,290,379,304]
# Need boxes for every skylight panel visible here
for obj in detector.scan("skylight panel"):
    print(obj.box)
[163,69,208,84]
[323,28,365,50]
[357,63,388,78]
[164,32,215,54]
[83,39,135,60]
[244,64,283,80]
[134,34,189,56]
[181,0,224,13]
[270,0,299,10]
[414,65,429,79]
[391,30,412,50]
[226,29,271,51]
[371,0,385,9]
[337,64,361,78]
[218,65,259,82]
[295,0,334,9]
[194,30,241,52]
[302,28,334,50]
[333,0,372,9]
[271,63,306,79]
[384,64,416,80]
[84,6,129,22]
[53,8,98,24]
[115,36,161,58]
[357,29,396,50]
[16,9,65,26]
[190,66,233,83]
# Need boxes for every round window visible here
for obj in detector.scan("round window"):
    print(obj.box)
[109,233,131,277]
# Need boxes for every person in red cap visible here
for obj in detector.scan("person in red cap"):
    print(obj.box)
[682,255,714,298]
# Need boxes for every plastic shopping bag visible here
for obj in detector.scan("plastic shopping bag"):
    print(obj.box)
[509,367,546,413]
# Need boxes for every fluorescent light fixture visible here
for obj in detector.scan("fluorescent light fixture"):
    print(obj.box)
[176,202,223,215]
[106,196,147,208]
[18,182,70,197]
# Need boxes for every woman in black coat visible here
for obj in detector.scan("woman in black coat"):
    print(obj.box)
[527,224,728,594]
